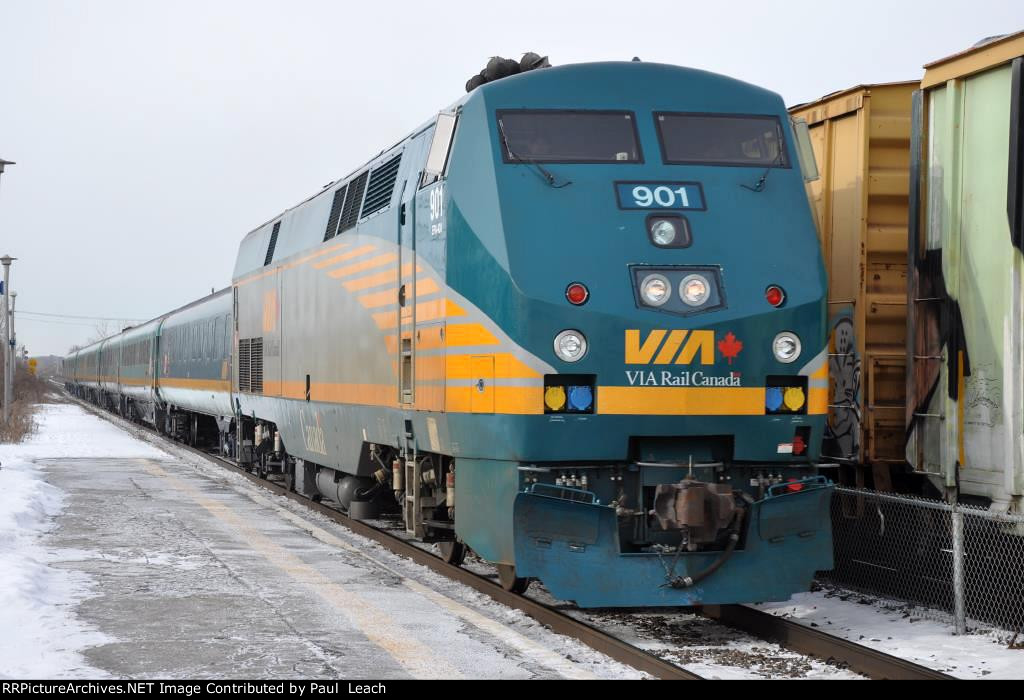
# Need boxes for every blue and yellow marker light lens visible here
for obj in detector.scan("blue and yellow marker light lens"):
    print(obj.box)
[765,377,808,415]
[567,386,593,412]
[545,386,567,412]
[784,387,806,412]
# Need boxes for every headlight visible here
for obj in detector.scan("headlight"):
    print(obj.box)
[773,332,802,364]
[679,274,710,306]
[650,219,677,246]
[639,274,671,307]
[554,330,587,363]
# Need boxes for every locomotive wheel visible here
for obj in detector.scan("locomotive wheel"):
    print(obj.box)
[496,563,529,594]
[438,541,466,566]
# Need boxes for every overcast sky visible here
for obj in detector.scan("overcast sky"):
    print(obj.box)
[1,0,1021,355]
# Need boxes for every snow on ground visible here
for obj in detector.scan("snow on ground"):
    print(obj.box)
[0,403,167,679]
[757,585,1024,679]
[3,403,168,461]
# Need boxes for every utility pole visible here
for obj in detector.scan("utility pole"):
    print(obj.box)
[0,160,15,424]
[10,291,16,388]
[1,256,15,422]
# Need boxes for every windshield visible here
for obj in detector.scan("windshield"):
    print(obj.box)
[656,113,788,167]
[497,110,642,163]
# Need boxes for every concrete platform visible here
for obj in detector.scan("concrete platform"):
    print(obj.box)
[36,440,636,679]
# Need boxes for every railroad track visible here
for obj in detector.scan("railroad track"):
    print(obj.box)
[701,606,953,680]
[66,391,953,680]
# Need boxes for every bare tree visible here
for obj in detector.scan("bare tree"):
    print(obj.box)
[87,321,114,345]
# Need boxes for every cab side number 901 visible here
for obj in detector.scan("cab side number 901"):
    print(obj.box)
[615,181,706,211]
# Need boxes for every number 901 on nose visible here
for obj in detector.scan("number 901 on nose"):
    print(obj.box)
[615,182,706,211]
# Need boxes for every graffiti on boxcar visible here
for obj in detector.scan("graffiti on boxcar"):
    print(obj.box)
[964,363,1002,430]
[824,313,861,462]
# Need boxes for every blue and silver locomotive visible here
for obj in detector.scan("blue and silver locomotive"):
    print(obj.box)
[65,58,833,607]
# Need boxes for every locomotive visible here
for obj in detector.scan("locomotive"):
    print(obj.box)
[64,58,834,607]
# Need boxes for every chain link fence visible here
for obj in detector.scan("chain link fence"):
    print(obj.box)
[818,486,1024,635]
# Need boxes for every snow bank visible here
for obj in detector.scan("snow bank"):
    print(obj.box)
[4,403,167,461]
[0,403,166,679]
[758,588,1024,679]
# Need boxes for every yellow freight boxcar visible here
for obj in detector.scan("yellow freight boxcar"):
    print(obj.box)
[790,82,917,489]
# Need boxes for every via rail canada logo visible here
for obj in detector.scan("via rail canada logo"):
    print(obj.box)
[624,329,744,387]
[301,409,328,456]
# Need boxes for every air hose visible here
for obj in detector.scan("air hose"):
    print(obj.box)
[354,481,384,501]
[663,507,745,589]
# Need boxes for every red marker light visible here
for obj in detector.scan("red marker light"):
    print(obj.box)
[566,283,589,306]
[765,285,786,308]
[793,434,806,456]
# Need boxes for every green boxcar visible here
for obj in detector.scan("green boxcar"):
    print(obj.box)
[907,31,1024,511]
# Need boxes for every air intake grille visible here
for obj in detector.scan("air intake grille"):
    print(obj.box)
[338,171,368,234]
[237,337,264,394]
[323,185,347,241]
[238,338,251,392]
[264,222,281,266]
[361,154,403,218]
[250,337,263,394]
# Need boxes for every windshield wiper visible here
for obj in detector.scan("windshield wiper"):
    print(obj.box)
[741,125,786,193]
[497,120,573,189]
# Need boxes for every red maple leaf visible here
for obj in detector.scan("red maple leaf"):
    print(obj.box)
[717,332,743,365]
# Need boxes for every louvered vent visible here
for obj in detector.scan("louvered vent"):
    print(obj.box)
[264,222,281,266]
[361,154,403,218]
[338,171,368,234]
[250,337,264,394]
[323,185,348,241]
[238,338,251,392]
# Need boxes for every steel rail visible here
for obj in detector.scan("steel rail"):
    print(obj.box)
[701,605,954,680]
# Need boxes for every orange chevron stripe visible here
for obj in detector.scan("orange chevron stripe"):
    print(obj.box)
[328,253,398,279]
[357,278,441,309]
[313,244,377,269]
[343,263,421,292]
[234,241,349,286]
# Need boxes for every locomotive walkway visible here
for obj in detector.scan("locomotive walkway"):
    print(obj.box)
[6,401,640,679]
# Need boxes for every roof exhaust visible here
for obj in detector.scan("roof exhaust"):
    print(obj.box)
[465,52,551,92]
